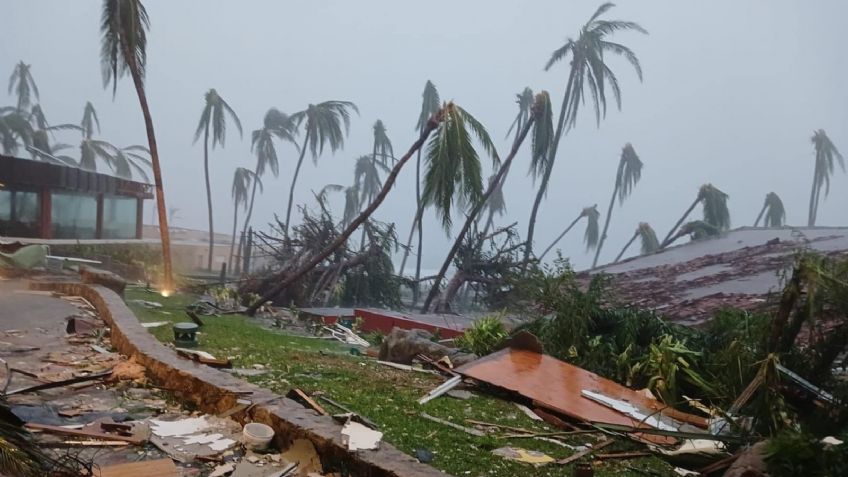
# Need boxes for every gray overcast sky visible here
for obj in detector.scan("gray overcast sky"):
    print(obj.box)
[2,1,847,271]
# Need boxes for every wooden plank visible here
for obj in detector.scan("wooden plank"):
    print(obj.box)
[95,458,179,477]
[555,438,614,465]
[25,422,145,445]
[420,413,486,437]
[287,388,328,415]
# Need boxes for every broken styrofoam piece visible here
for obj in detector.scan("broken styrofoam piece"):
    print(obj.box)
[822,436,844,446]
[491,447,554,466]
[142,321,170,328]
[581,389,679,431]
[418,375,462,404]
[341,420,383,451]
[657,438,727,457]
[150,416,211,437]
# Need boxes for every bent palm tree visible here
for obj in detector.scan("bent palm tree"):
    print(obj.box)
[754,192,786,227]
[525,2,646,264]
[194,89,243,270]
[228,167,256,270]
[101,0,174,289]
[371,119,394,165]
[246,102,449,315]
[239,108,297,272]
[284,101,358,236]
[81,101,101,139]
[421,93,554,312]
[398,80,440,304]
[664,220,720,248]
[614,222,659,262]
[592,143,642,267]
[8,61,39,112]
[807,130,844,226]
[662,184,729,247]
[539,205,600,262]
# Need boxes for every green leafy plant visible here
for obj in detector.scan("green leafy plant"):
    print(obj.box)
[456,315,509,356]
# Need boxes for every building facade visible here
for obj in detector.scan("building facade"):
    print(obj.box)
[0,155,151,240]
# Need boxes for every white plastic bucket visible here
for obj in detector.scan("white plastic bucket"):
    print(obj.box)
[242,422,274,450]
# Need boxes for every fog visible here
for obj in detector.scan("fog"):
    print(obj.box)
[2,0,846,271]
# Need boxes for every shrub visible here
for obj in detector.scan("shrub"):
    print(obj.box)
[456,315,509,356]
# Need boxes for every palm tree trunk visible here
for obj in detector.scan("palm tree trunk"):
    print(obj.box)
[808,164,820,226]
[422,115,535,313]
[661,197,701,248]
[614,230,639,263]
[399,148,424,275]
[203,124,214,270]
[246,116,441,315]
[227,206,239,273]
[237,167,260,275]
[753,202,767,227]
[284,131,310,237]
[126,53,173,290]
[538,213,583,262]
[523,68,576,265]
[592,182,620,267]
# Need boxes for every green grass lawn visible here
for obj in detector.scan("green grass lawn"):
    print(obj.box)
[125,287,679,477]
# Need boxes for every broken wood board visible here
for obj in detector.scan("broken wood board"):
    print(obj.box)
[556,438,615,465]
[94,458,179,477]
[287,388,327,415]
[420,412,485,437]
[25,420,147,445]
[455,348,707,445]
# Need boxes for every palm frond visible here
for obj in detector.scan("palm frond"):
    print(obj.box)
[416,80,441,133]
[762,192,786,227]
[101,0,150,95]
[583,205,600,251]
[291,101,359,162]
[506,87,534,139]
[616,143,643,203]
[527,91,555,182]
[812,129,845,197]
[698,184,731,231]
[372,119,394,165]
[231,167,252,210]
[81,101,101,139]
[636,222,659,254]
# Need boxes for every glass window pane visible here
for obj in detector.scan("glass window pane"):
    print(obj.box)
[102,196,138,239]
[0,190,40,237]
[51,192,97,239]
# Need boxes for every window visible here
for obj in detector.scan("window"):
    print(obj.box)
[0,189,40,237]
[51,192,97,239]
[102,196,138,239]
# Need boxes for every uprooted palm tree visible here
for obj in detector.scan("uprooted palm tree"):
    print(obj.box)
[398,80,441,304]
[228,167,257,270]
[284,100,359,237]
[592,143,643,267]
[807,129,844,226]
[524,2,646,264]
[101,0,174,289]
[754,192,786,227]
[538,205,600,262]
[247,102,479,315]
[422,92,554,313]
[8,61,39,112]
[194,88,243,270]
[614,222,659,262]
[661,184,730,248]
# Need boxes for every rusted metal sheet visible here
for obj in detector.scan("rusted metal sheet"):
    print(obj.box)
[456,348,707,445]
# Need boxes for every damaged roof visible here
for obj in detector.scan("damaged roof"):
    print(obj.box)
[588,227,848,326]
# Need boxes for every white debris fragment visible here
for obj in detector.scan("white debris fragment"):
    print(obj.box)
[150,416,211,437]
[341,421,383,451]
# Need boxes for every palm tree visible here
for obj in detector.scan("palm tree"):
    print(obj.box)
[284,100,358,237]
[81,101,100,139]
[246,101,448,315]
[524,2,646,264]
[661,184,730,247]
[371,119,394,166]
[807,129,844,226]
[8,61,39,112]
[754,192,786,227]
[398,80,440,304]
[0,108,33,154]
[26,105,80,161]
[614,222,659,263]
[193,89,243,270]
[101,0,174,290]
[592,143,643,267]
[239,108,298,271]
[421,93,553,312]
[538,205,600,262]
[478,173,507,236]
[228,167,256,271]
